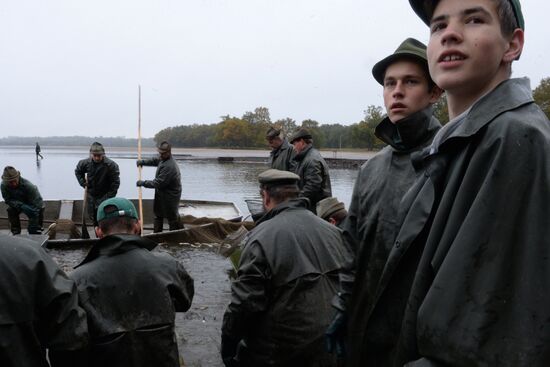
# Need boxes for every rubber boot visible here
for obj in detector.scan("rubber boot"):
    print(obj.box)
[7,207,21,235]
[153,218,164,233]
[168,216,182,231]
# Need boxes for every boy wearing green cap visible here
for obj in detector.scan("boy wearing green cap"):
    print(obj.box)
[361,0,550,365]
[325,38,443,365]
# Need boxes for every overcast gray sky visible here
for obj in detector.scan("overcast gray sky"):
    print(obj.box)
[1,0,548,138]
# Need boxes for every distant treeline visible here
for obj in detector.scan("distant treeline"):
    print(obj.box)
[155,77,549,150]
[0,136,156,148]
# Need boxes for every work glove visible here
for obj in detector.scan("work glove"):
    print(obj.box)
[325,310,347,358]
[136,180,145,187]
[20,204,39,218]
[136,159,145,167]
[221,335,240,367]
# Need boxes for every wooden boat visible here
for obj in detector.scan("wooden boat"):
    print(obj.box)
[0,199,244,248]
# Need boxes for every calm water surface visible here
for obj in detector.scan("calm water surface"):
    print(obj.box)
[0,146,359,216]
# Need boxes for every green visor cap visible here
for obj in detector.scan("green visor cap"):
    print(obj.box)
[409,0,524,30]
[258,169,300,186]
[372,38,428,85]
[97,197,139,222]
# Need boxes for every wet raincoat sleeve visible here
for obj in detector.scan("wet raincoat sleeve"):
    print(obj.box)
[1,183,23,209]
[168,260,195,312]
[74,159,88,187]
[222,241,270,345]
[300,159,324,202]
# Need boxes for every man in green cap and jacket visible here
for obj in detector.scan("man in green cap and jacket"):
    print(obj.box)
[290,128,332,213]
[221,169,347,367]
[326,38,442,366]
[137,141,182,232]
[75,142,120,226]
[266,127,295,171]
[1,166,45,235]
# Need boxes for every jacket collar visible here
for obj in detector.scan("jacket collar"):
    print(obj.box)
[294,144,312,161]
[375,106,441,152]
[256,198,309,225]
[75,234,157,268]
[440,78,534,147]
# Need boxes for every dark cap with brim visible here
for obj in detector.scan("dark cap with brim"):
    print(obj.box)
[290,128,312,144]
[97,197,139,222]
[258,169,300,186]
[2,166,20,182]
[266,127,281,139]
[157,141,172,153]
[409,0,524,30]
[372,38,428,85]
[316,197,346,220]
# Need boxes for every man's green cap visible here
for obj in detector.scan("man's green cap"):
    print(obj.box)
[290,128,312,144]
[157,141,172,153]
[258,169,300,186]
[372,38,428,85]
[316,197,346,221]
[266,127,281,139]
[90,142,105,154]
[1,166,20,182]
[97,197,139,222]
[409,0,525,30]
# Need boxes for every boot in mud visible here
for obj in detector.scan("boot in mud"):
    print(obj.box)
[7,207,21,235]
[154,218,164,233]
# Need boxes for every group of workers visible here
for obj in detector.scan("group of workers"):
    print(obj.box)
[2,0,550,366]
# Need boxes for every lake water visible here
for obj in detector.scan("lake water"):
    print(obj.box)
[0,146,359,216]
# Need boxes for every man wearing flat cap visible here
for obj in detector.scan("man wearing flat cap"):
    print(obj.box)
[221,169,347,367]
[266,127,295,171]
[64,197,194,367]
[331,38,443,366]
[1,166,44,235]
[316,197,347,228]
[75,141,120,226]
[137,141,183,232]
[290,128,332,213]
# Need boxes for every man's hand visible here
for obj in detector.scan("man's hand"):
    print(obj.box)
[136,159,145,167]
[136,180,145,187]
[325,310,347,358]
[20,204,39,217]
[221,335,240,367]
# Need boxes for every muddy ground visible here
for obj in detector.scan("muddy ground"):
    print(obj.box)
[47,243,232,367]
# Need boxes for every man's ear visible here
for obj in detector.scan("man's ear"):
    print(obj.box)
[95,226,104,239]
[329,217,337,225]
[134,220,142,235]
[503,28,524,62]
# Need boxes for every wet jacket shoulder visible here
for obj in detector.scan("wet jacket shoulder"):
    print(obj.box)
[223,199,345,365]
[75,157,120,199]
[0,234,88,367]
[371,78,550,366]
[1,176,43,210]
[269,139,295,171]
[70,234,194,367]
[293,145,332,211]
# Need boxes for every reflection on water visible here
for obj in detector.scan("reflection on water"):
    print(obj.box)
[0,147,358,215]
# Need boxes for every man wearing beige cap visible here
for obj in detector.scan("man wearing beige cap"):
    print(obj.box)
[266,127,295,171]
[0,166,44,235]
[316,196,347,228]
[222,169,346,367]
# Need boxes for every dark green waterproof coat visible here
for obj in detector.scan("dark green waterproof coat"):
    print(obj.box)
[222,198,347,367]
[342,108,441,367]
[292,145,332,212]
[0,234,88,367]
[70,234,194,367]
[1,176,43,211]
[269,138,295,171]
[141,156,182,218]
[365,78,550,366]
[75,156,120,200]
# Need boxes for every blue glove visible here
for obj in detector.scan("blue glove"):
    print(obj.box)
[20,204,39,217]
[136,180,145,187]
[136,159,145,167]
[325,310,347,358]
